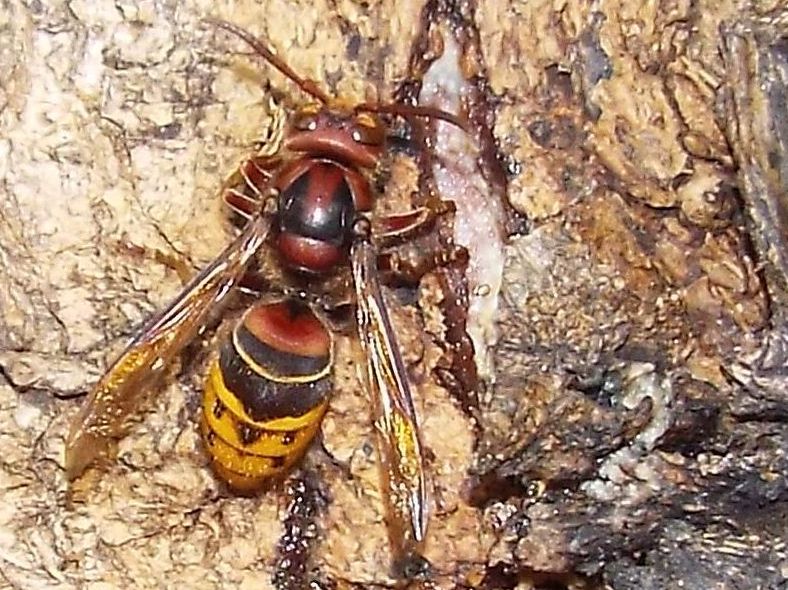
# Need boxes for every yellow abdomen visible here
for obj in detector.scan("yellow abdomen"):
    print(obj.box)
[201,299,332,491]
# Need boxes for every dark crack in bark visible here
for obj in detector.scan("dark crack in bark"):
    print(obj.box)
[273,471,329,590]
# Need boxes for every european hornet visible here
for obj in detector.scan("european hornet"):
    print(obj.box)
[65,19,467,576]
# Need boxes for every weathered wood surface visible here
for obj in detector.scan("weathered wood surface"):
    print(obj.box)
[0,0,785,588]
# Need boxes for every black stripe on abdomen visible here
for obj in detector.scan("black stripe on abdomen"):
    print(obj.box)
[219,339,331,423]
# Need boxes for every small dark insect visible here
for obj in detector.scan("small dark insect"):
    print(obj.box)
[65,19,467,577]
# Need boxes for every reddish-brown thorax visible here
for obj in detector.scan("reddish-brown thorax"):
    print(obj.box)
[270,104,383,274]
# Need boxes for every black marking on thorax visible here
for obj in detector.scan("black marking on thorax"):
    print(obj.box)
[278,165,355,244]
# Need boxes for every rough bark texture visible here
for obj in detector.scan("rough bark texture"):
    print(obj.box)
[0,1,786,589]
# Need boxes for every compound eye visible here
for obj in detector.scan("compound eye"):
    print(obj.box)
[293,110,319,132]
[351,112,385,146]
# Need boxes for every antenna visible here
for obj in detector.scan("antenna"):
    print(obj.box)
[356,101,469,132]
[207,19,469,132]
[207,18,332,104]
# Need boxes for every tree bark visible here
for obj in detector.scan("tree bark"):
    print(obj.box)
[0,1,785,589]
